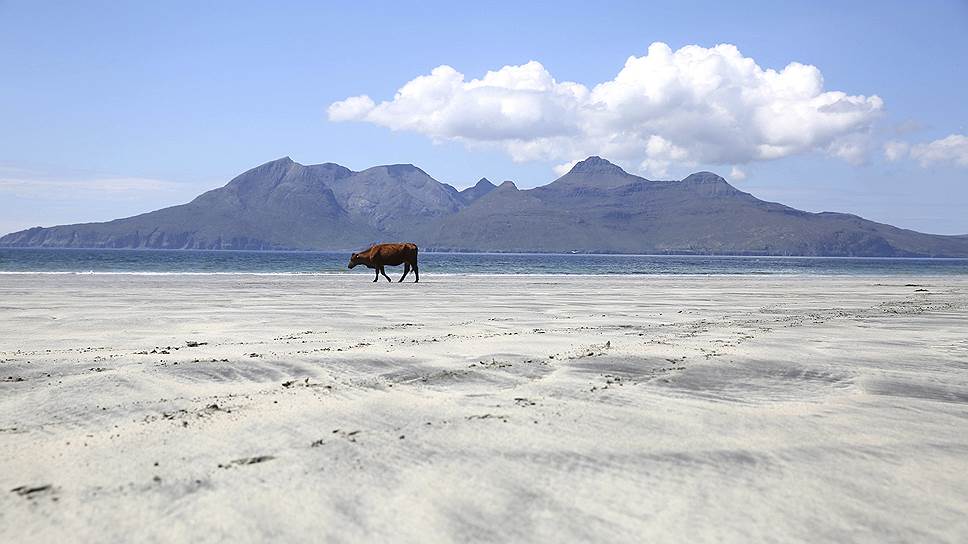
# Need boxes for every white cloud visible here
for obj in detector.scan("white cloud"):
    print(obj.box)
[883,140,910,162]
[911,134,968,167]
[883,134,968,167]
[729,166,747,181]
[826,133,872,166]
[553,160,579,177]
[329,42,884,174]
[327,95,376,122]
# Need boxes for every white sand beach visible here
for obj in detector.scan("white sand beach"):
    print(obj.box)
[1,273,967,543]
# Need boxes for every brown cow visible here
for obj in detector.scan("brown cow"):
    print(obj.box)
[348,243,419,283]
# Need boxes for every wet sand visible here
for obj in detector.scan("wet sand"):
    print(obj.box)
[1,273,967,542]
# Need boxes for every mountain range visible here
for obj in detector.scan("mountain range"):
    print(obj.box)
[3,156,967,257]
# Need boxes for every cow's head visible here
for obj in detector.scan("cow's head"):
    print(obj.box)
[347,252,361,269]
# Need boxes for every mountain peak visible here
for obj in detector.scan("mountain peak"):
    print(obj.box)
[224,156,301,190]
[5,155,968,257]
[371,163,431,178]
[568,156,627,175]
[262,156,297,167]
[678,171,738,197]
[681,171,726,184]
[549,156,643,190]
[458,177,497,204]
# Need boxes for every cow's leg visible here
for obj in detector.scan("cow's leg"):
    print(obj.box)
[399,262,410,282]
[380,267,392,282]
[372,268,379,282]
[412,262,419,283]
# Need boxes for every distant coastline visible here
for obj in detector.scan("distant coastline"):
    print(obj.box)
[5,245,968,259]
[2,247,966,276]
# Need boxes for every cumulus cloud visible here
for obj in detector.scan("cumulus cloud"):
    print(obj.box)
[884,134,968,167]
[912,135,968,167]
[553,160,579,177]
[327,95,376,122]
[729,166,747,181]
[328,42,884,176]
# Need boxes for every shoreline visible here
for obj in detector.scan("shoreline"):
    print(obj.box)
[4,245,968,260]
[1,271,966,278]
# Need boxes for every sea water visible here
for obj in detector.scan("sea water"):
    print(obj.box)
[1,248,967,276]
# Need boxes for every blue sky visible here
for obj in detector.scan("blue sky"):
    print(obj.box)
[1,0,966,235]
